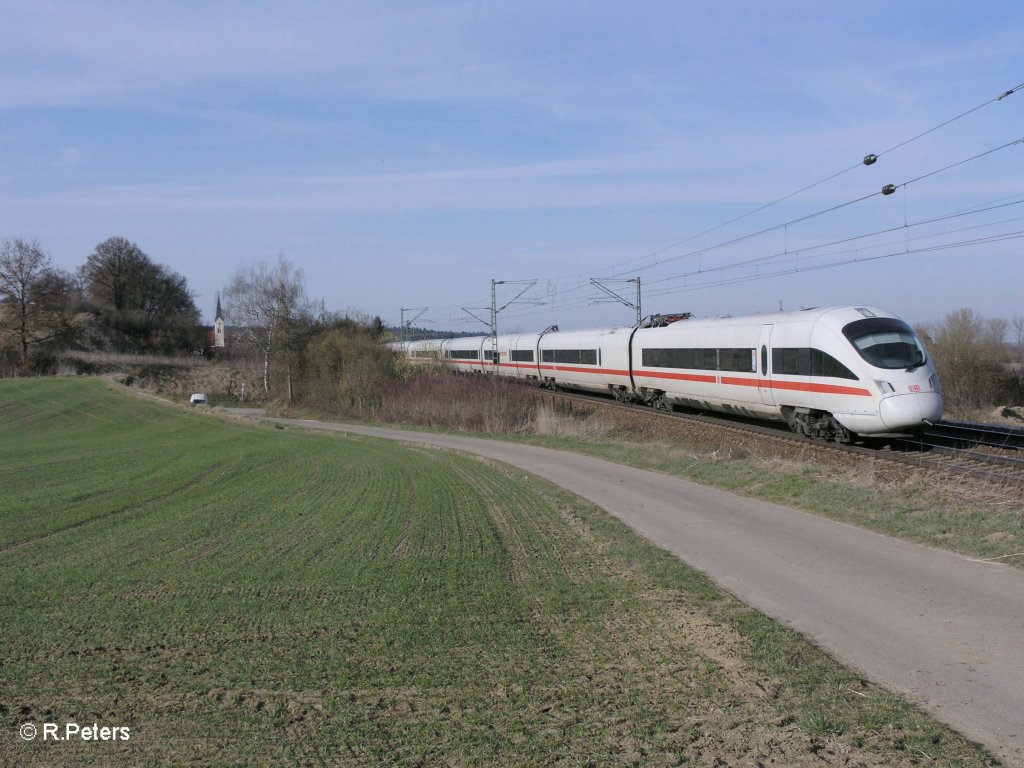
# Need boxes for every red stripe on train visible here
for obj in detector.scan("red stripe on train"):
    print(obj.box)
[634,370,717,384]
[445,359,872,397]
[719,376,871,397]
[537,364,630,376]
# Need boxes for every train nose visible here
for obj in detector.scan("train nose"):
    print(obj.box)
[879,393,943,430]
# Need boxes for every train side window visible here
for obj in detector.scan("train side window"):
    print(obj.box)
[644,347,755,371]
[810,349,858,380]
[642,348,667,367]
[761,346,768,374]
[718,348,756,372]
[773,348,859,379]
[773,348,796,375]
[543,349,598,365]
[510,350,534,362]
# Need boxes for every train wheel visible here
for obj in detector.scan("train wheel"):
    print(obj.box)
[784,408,810,437]
[827,416,853,444]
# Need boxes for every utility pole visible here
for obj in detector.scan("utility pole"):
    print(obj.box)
[590,277,642,325]
[400,307,427,342]
[491,280,498,368]
[489,279,539,373]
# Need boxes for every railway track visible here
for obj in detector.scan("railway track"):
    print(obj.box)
[537,387,1024,488]
[891,421,1024,486]
[921,419,1024,451]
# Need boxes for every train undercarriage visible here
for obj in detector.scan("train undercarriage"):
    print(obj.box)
[539,379,858,444]
[781,406,853,444]
[614,384,856,444]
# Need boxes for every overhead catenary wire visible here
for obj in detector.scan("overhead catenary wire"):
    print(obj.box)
[598,134,1024,282]
[873,81,1023,160]
[636,230,1024,298]
[641,197,1024,287]
[564,78,1024,282]
[888,137,1024,192]
[427,80,1024,328]
[454,204,1024,327]
[486,195,1024,326]
[442,162,1024,327]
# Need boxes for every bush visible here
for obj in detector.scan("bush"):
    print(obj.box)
[922,309,1021,414]
[298,325,398,414]
[377,372,536,433]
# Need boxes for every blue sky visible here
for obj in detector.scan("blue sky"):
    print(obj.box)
[2,1,1023,332]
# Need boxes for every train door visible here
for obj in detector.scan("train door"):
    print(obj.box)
[758,324,774,405]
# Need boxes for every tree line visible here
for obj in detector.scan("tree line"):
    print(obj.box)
[221,256,394,410]
[0,236,202,372]
[0,239,394,412]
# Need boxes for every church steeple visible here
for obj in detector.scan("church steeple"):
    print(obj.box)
[214,292,225,348]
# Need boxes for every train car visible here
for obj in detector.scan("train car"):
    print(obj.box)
[438,336,491,374]
[386,305,941,441]
[629,306,940,440]
[495,333,542,381]
[398,338,443,361]
[535,327,634,396]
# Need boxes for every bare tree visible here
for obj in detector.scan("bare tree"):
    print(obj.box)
[929,308,1016,413]
[223,256,312,399]
[0,237,72,366]
[1011,316,1024,359]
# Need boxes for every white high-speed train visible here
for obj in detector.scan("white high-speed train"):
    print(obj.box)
[392,306,942,442]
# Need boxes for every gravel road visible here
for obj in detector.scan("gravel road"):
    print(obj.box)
[272,417,1024,766]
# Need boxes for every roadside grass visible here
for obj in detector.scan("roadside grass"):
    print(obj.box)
[0,378,995,766]
[510,431,1024,567]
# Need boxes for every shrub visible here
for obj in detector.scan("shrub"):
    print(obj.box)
[299,326,398,414]
[376,372,536,433]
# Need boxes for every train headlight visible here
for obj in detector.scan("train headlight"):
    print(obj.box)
[874,379,896,397]
[929,374,940,392]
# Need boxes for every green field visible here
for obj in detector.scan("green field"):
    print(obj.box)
[0,378,992,766]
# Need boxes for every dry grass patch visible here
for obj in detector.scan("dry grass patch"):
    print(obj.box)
[532,401,615,438]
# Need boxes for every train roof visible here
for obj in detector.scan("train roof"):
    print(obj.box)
[393,307,906,344]
[639,305,899,328]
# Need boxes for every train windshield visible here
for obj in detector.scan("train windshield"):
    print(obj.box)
[842,318,926,370]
